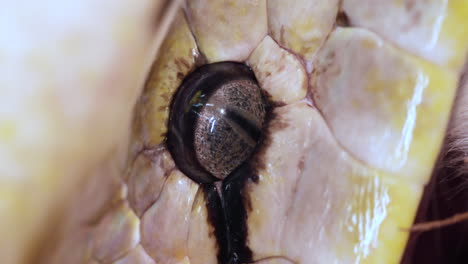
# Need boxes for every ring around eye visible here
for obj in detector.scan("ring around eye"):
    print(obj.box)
[167,62,268,184]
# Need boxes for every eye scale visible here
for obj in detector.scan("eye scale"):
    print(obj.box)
[167,62,267,183]
[194,79,265,179]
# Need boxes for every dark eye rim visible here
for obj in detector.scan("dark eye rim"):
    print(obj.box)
[166,61,260,184]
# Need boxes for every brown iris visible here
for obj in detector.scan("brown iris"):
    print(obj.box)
[167,62,267,184]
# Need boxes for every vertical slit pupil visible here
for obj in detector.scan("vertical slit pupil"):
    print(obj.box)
[167,61,267,183]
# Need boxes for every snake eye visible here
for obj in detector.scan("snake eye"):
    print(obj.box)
[167,62,268,184]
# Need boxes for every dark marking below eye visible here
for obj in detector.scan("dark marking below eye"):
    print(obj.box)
[206,100,277,264]
[204,164,254,264]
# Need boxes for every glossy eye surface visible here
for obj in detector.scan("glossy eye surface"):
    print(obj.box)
[167,62,268,183]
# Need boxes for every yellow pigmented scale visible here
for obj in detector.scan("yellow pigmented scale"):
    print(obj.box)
[130,11,200,155]
[28,1,468,264]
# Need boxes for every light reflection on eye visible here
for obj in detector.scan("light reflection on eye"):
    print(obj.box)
[167,61,269,183]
